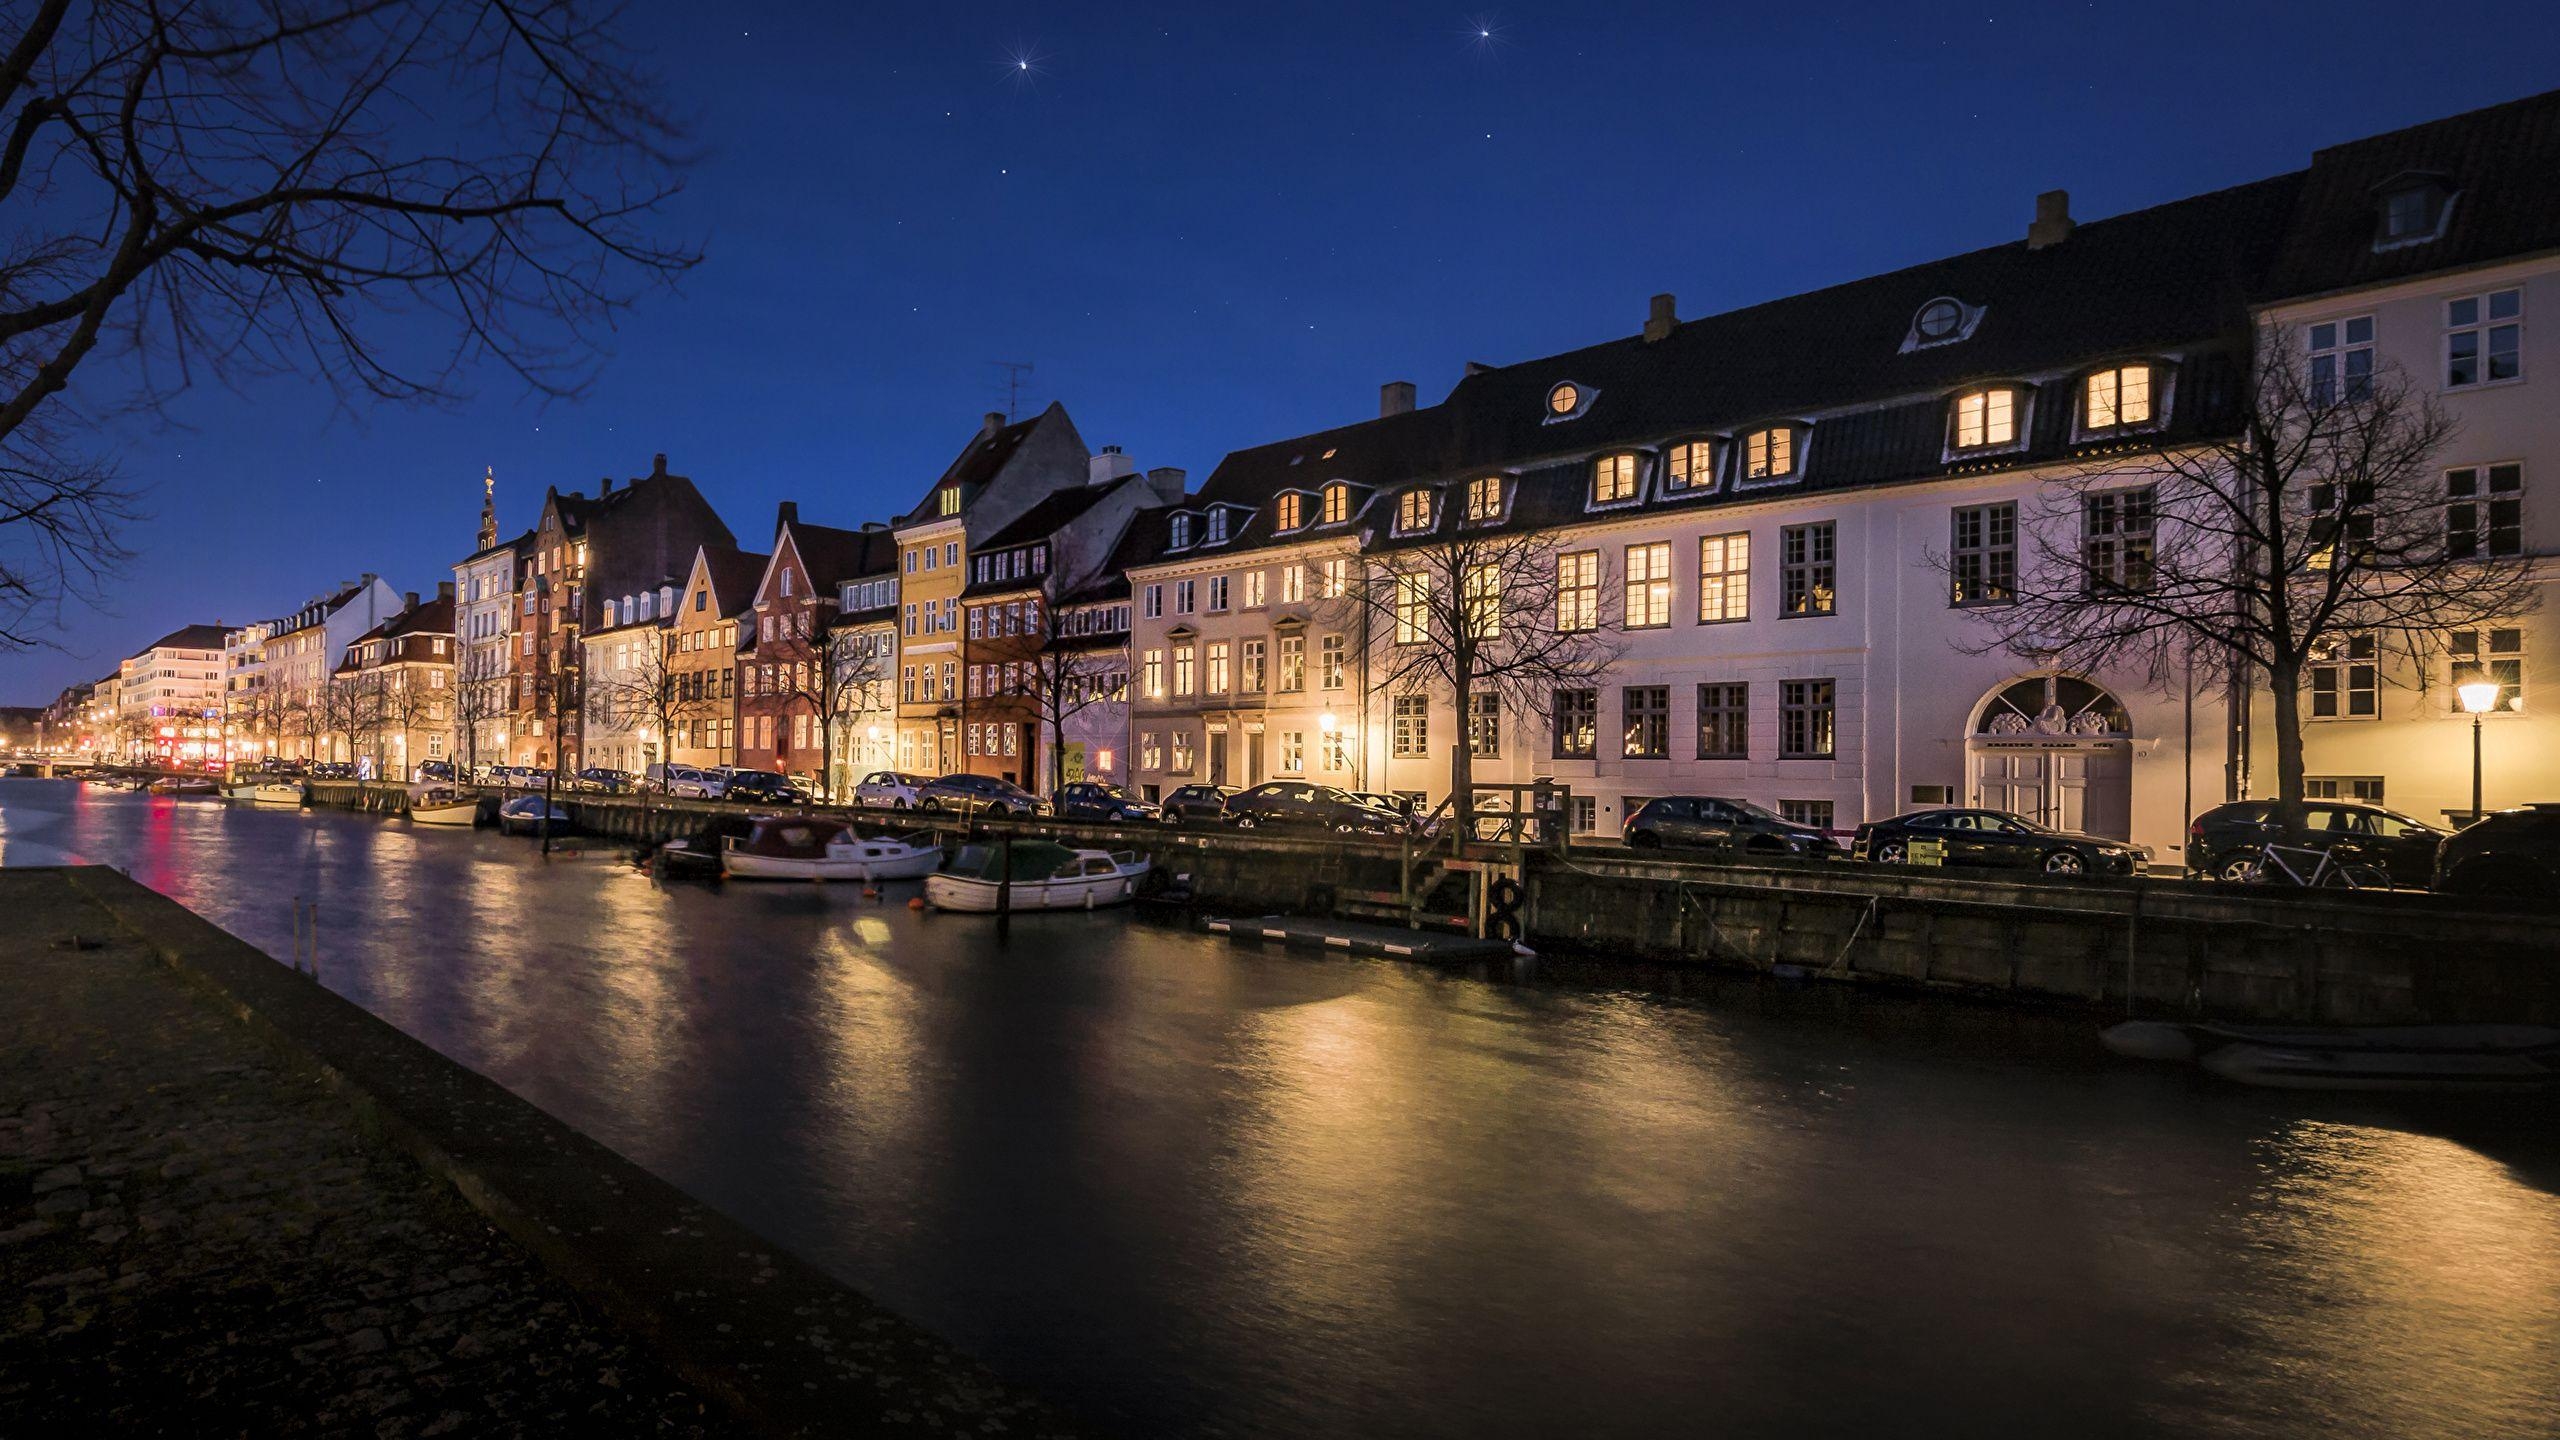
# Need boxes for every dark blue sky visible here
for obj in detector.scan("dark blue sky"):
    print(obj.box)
[14,0,2559,700]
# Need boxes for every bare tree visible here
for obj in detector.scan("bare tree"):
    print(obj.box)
[321,673,376,769]
[449,646,509,780]
[0,1,696,650]
[376,668,441,778]
[1334,520,1625,838]
[279,693,322,764]
[586,627,688,779]
[769,625,891,800]
[1010,601,1128,797]
[1947,328,2540,825]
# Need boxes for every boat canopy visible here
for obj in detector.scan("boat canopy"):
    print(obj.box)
[945,840,1085,882]
[740,817,850,859]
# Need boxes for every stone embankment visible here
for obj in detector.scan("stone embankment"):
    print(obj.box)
[0,866,1077,1438]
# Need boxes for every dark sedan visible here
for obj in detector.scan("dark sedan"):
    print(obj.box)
[719,769,802,805]
[1624,796,1839,857]
[1224,781,1405,836]
[1052,781,1161,823]
[1855,807,2148,878]
[915,772,1046,817]
[2431,803,2560,899]
[574,766,637,794]
[2189,798,2443,886]
[1160,784,1238,827]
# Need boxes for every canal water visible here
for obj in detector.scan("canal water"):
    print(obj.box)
[6,779,2557,1439]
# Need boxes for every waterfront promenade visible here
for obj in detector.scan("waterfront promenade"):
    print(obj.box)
[0,866,1067,1437]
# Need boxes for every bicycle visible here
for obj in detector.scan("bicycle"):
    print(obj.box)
[2238,841,2395,890]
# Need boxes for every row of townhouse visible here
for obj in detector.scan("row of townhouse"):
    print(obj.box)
[1118,90,2560,862]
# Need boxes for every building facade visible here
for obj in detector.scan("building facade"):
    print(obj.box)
[667,543,763,771]
[735,506,899,791]
[117,624,228,766]
[452,471,530,778]
[333,590,456,779]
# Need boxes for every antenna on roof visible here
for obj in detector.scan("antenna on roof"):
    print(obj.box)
[991,359,1034,422]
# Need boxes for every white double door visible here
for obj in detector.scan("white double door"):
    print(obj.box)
[1972,744,2131,838]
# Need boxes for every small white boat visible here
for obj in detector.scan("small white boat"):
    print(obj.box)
[924,840,1150,913]
[408,787,482,827]
[721,817,942,882]
[246,781,304,807]
[220,779,261,800]
[2104,1020,2560,1091]
[497,795,573,835]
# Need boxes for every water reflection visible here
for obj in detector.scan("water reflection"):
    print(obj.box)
[6,779,2557,1440]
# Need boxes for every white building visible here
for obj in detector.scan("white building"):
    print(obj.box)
[117,623,228,765]
[452,470,530,776]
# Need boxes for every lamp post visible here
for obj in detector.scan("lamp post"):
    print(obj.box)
[2457,679,2501,824]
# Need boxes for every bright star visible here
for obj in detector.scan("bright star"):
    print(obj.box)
[1463,13,1509,56]
[1000,42,1051,85]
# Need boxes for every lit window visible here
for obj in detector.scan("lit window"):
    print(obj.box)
[1666,441,1713,492]
[1463,563,1500,638]
[1744,427,1795,480]
[1242,571,1266,608]
[1466,475,1503,520]
[1276,493,1304,531]
[2084,366,2154,430]
[1392,695,1429,758]
[1951,389,2017,449]
[1547,382,1580,415]
[1281,565,1305,604]
[938,487,961,517]
[1321,484,1350,524]
[1395,572,1431,644]
[1592,454,1637,504]
[1624,543,1671,628]
[1698,533,1749,623]
[1173,644,1195,697]
[1556,551,1599,631]
[1397,490,1432,533]
[2446,290,2523,388]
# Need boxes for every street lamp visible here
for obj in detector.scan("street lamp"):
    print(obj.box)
[2457,678,2502,823]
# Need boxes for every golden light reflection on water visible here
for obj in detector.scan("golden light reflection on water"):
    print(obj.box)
[588,867,682,1115]
[808,923,931,1202]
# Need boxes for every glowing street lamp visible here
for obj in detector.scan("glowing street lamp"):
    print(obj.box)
[2457,677,2502,823]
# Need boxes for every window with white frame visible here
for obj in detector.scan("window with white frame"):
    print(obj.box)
[2082,489,2155,593]
[1395,572,1431,644]
[1320,559,1348,598]
[1666,440,1714,492]
[1140,731,1164,771]
[1319,634,1346,690]
[1462,563,1500,638]
[1175,579,1196,615]
[1169,515,1193,549]
[1621,686,1668,759]
[2308,317,2375,405]
[1205,641,1230,694]
[1467,692,1499,758]
[1242,571,1266,608]
[2446,289,2522,388]
[1392,694,1429,757]
[1698,533,1749,623]
[1143,585,1162,619]
[1591,454,1638,505]
[1780,523,1835,617]
[1321,483,1350,524]
[1206,510,1229,544]
[1779,679,1836,758]
[2446,463,2522,558]
[2083,364,2154,431]
[1278,635,1305,692]
[1951,388,2018,449]
[2308,634,2378,719]
[1319,729,1350,771]
[1278,730,1305,772]
[1173,644,1196,697]
[1466,475,1503,520]
[1624,542,1672,628]
[2306,776,2386,803]
[2446,626,2524,710]
[1950,503,2017,606]
[1281,564,1306,604]
[1396,490,1432,533]
[1170,731,1194,772]
[1744,427,1796,480]
[1240,638,1266,692]
[1276,493,1305,531]
[1557,550,1599,631]
[1207,575,1229,612]
[1142,649,1165,698]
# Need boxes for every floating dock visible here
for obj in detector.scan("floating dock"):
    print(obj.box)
[1204,913,1519,964]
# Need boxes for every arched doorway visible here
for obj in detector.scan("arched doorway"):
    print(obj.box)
[1966,674,2135,839]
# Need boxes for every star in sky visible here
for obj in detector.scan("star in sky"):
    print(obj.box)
[999,41,1051,86]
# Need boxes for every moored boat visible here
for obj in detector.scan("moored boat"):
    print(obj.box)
[496,795,573,835]
[149,775,219,796]
[408,787,483,827]
[246,781,304,807]
[923,840,1150,913]
[2103,1019,2560,1091]
[721,818,942,881]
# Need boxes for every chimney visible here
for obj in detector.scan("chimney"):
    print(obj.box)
[861,520,886,533]
[1089,445,1138,486]
[1644,293,1678,343]
[2028,189,2074,250]
[1380,380,1416,417]
[651,452,669,477]
[437,580,454,603]
[1145,466,1187,503]
[1464,360,1494,377]
[776,500,799,534]
[403,591,420,612]
[983,411,1006,436]
[599,476,615,496]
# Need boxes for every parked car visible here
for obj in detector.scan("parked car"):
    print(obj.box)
[719,769,801,805]
[2431,803,2560,899]
[1160,783,1240,827]
[644,762,711,797]
[1624,796,1840,857]
[915,772,1047,817]
[310,760,356,780]
[855,770,931,809]
[2188,798,2442,886]
[411,760,456,783]
[1854,807,2147,878]
[1052,781,1161,823]
[1223,781,1406,836]
[574,766,636,794]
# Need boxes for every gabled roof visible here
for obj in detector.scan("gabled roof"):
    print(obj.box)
[784,521,900,592]
[2262,87,2560,300]
[383,597,455,639]
[976,485,1111,552]
[898,409,1045,525]
[691,544,770,621]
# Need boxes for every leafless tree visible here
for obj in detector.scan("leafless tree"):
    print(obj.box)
[1945,327,2541,824]
[1334,519,1625,838]
[321,672,375,769]
[586,626,686,779]
[278,692,322,763]
[448,645,509,779]
[375,667,441,777]
[1007,599,1127,797]
[0,0,696,651]
[769,624,891,800]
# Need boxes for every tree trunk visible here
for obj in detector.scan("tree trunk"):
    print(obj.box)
[2266,655,2308,832]
[1448,671,1476,848]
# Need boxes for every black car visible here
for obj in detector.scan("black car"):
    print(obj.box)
[1624,796,1839,857]
[915,772,1047,817]
[1160,784,1238,827]
[1052,781,1161,823]
[2189,799,2443,886]
[1855,807,2148,878]
[720,769,802,805]
[1223,781,1404,836]
[2431,803,2560,898]
[574,766,636,794]
[412,760,456,783]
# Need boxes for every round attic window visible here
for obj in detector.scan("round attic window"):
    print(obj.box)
[1915,298,1966,343]
[1547,382,1580,415]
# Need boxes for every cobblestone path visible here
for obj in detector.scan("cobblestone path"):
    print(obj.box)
[0,871,735,1437]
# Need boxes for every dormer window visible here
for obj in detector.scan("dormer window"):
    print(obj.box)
[2373,172,2456,250]
[937,486,961,518]
[2083,365,2155,432]
[1395,489,1433,534]
[1548,383,1579,415]
[1169,514,1193,549]
[1465,475,1503,520]
[1206,509,1229,544]
[1665,441,1715,493]
[1901,296,1985,353]
[1320,483,1350,524]
[1951,387,2020,450]
[1743,427,1797,482]
[1591,454,1638,505]
[1276,493,1305,531]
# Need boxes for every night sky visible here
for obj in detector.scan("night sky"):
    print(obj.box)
[12,0,2559,700]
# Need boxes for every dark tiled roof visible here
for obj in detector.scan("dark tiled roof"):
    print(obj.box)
[136,623,230,655]
[382,598,454,638]
[2262,88,2560,301]
[977,486,1111,551]
[697,545,770,620]
[786,522,899,592]
[897,410,1048,526]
